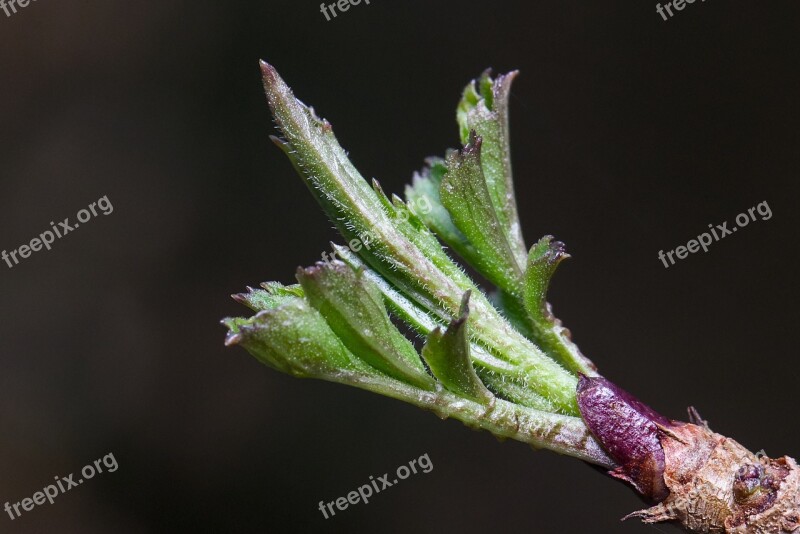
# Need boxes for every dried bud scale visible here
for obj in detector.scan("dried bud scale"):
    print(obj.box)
[578,376,799,532]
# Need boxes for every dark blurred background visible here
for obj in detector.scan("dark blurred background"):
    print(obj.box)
[0,1,798,532]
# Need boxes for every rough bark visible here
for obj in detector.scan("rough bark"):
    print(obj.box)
[628,423,800,533]
[577,376,799,533]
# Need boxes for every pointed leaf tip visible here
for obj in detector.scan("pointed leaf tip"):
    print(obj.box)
[458,289,472,318]
[421,291,494,404]
[524,235,570,323]
[224,332,242,347]
[259,60,278,84]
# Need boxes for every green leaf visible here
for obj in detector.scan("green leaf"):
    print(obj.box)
[405,157,471,251]
[225,306,611,467]
[456,70,527,270]
[477,371,558,412]
[231,282,304,312]
[223,63,632,467]
[441,132,525,296]
[405,157,489,274]
[489,288,537,340]
[223,297,612,467]
[296,261,435,390]
[332,244,442,335]
[333,245,572,411]
[524,236,570,323]
[223,297,373,377]
[260,61,578,414]
[260,61,470,322]
[523,236,597,376]
[421,292,494,404]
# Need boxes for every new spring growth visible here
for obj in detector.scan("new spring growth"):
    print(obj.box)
[224,62,799,532]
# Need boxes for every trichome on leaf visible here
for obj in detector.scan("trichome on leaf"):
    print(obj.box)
[222,62,799,533]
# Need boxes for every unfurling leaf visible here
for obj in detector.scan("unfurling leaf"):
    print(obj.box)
[405,157,479,264]
[297,261,435,390]
[224,298,371,378]
[260,61,579,414]
[456,70,527,270]
[231,282,304,312]
[523,235,570,324]
[441,133,525,296]
[421,291,494,404]
[522,236,597,376]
